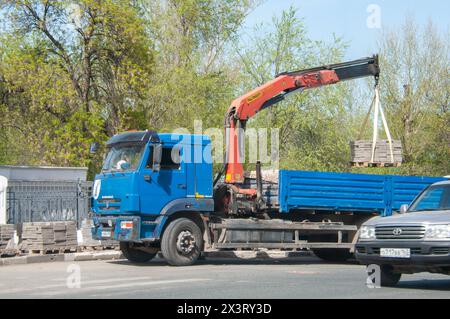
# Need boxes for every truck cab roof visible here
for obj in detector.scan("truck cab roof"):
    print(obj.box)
[106,131,211,146]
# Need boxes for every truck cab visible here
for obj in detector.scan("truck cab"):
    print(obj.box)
[91,131,214,265]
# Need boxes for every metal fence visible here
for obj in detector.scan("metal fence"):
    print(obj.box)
[6,180,92,227]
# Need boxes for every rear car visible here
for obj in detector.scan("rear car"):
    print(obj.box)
[355,180,450,286]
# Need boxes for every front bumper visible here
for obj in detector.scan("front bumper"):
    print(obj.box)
[92,216,141,242]
[355,240,450,265]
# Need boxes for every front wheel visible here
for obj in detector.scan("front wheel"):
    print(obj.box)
[312,248,353,262]
[161,218,203,266]
[379,265,402,287]
[120,242,157,263]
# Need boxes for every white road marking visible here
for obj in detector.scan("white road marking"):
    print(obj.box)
[0,276,154,294]
[37,278,211,296]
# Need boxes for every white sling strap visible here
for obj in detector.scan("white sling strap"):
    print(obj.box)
[371,85,394,163]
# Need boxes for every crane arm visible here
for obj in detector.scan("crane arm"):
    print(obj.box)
[224,55,380,185]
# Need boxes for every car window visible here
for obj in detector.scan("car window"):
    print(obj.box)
[409,185,450,211]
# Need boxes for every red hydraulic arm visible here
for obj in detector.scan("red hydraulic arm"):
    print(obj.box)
[223,55,380,186]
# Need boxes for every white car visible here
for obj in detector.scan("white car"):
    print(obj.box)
[355,180,450,286]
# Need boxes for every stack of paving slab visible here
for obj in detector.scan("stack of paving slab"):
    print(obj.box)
[0,224,15,250]
[21,221,78,253]
[350,140,403,165]
[80,219,118,248]
[80,219,101,247]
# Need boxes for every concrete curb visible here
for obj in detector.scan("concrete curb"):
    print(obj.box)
[0,250,312,267]
[0,251,124,267]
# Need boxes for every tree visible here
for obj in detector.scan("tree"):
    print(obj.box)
[377,18,449,175]
[0,0,155,176]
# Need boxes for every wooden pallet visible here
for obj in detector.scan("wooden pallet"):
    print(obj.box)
[0,248,19,258]
[351,162,402,168]
[77,245,119,252]
[22,246,78,255]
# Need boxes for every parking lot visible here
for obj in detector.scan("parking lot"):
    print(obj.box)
[0,256,449,299]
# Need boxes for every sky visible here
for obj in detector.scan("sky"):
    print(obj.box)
[243,0,450,59]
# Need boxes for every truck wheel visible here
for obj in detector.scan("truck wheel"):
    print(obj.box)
[312,249,353,262]
[380,265,402,287]
[161,218,203,266]
[120,242,157,263]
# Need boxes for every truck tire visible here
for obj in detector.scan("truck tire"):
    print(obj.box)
[120,242,157,263]
[161,218,203,266]
[380,265,402,287]
[312,248,353,262]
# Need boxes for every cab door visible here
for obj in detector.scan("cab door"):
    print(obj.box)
[138,143,187,215]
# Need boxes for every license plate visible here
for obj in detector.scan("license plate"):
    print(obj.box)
[380,248,410,258]
[101,230,111,238]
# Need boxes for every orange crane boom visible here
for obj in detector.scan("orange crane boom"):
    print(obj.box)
[222,55,380,187]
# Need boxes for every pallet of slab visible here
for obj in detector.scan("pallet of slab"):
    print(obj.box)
[21,221,78,252]
[350,139,403,165]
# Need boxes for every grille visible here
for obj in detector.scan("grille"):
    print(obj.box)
[98,198,121,212]
[375,225,425,240]
[431,247,450,255]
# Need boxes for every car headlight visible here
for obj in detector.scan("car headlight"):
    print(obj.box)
[359,225,376,240]
[424,224,450,239]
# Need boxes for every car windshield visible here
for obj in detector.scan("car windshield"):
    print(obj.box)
[102,143,145,172]
[408,184,450,212]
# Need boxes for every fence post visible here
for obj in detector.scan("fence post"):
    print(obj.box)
[76,179,81,229]
[0,176,7,224]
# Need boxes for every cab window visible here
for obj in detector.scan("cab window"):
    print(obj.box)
[147,146,181,170]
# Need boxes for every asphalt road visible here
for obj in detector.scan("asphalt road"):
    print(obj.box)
[0,256,449,299]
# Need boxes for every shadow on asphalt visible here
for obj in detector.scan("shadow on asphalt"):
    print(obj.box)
[394,278,450,291]
[107,256,362,267]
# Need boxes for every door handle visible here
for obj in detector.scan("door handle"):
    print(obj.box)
[144,175,151,182]
[177,184,187,189]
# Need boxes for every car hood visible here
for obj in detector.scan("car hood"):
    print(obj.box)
[364,210,450,226]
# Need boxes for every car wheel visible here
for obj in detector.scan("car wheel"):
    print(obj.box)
[380,265,402,287]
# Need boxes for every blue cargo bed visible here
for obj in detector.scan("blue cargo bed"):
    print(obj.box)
[277,170,445,216]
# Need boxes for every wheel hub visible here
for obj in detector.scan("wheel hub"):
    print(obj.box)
[176,230,196,254]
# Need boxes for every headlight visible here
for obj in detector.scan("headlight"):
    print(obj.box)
[424,224,450,239]
[359,225,376,240]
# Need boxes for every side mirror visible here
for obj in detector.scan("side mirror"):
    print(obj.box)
[152,144,162,172]
[400,204,409,214]
[90,142,100,154]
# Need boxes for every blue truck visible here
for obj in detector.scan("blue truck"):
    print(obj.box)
[90,56,445,266]
[90,130,444,266]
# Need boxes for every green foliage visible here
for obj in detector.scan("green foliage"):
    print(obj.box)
[375,18,449,176]
[0,3,448,179]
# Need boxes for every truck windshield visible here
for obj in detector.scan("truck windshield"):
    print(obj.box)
[102,143,145,172]
[408,184,450,212]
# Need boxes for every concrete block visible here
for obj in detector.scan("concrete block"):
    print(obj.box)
[0,256,28,266]
[26,254,64,264]
[73,252,95,261]
[64,253,76,262]
[92,251,123,260]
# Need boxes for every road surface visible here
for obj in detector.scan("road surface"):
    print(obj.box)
[0,256,449,298]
